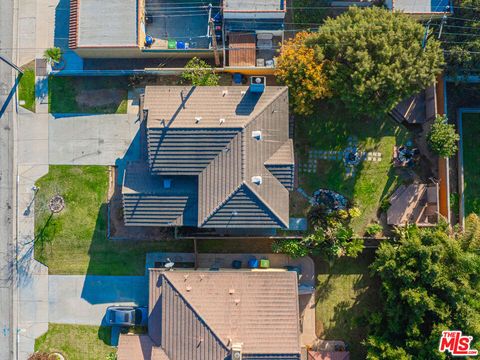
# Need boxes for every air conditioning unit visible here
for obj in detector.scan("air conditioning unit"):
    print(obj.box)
[249,76,266,93]
[231,343,243,360]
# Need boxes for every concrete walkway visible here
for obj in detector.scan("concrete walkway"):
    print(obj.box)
[49,276,148,325]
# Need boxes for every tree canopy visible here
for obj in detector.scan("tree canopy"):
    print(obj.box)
[275,32,331,115]
[366,220,480,359]
[181,57,219,86]
[306,7,444,117]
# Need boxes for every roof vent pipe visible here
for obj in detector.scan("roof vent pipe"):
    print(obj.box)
[251,130,262,140]
[195,116,202,124]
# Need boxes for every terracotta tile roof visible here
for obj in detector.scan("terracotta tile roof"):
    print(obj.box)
[149,269,301,359]
[117,334,169,360]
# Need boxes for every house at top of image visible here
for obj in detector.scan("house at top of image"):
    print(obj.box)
[68,0,287,72]
[385,0,452,14]
[122,79,294,230]
[117,269,301,360]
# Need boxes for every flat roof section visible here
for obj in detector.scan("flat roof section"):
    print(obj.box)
[393,0,450,13]
[224,0,285,12]
[77,0,138,47]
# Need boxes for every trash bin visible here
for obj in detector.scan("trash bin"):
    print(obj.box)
[248,258,259,269]
[232,260,242,269]
[260,259,270,269]
[168,39,177,49]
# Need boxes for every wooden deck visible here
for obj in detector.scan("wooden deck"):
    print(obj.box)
[228,33,256,67]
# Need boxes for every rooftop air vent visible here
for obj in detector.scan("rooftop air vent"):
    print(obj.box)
[195,116,202,124]
[251,130,262,140]
[231,343,243,360]
[249,76,266,93]
[251,176,262,185]
[219,118,225,125]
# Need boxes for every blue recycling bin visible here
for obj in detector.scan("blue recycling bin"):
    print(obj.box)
[248,258,259,269]
[233,73,243,84]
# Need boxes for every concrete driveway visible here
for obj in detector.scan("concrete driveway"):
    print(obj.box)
[48,114,140,165]
[49,275,148,325]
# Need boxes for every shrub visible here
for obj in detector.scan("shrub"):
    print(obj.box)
[365,223,383,236]
[43,47,62,65]
[181,57,219,86]
[272,238,309,258]
[427,114,459,158]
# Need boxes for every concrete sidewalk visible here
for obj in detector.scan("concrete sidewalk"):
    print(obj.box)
[49,275,147,325]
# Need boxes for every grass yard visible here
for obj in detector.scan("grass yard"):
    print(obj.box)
[315,250,380,359]
[18,65,35,112]
[461,112,480,215]
[34,166,192,275]
[35,324,115,360]
[48,76,128,114]
[294,102,409,233]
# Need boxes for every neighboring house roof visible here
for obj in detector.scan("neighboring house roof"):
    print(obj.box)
[148,269,301,360]
[388,0,450,13]
[224,0,286,12]
[124,85,294,229]
[73,0,138,47]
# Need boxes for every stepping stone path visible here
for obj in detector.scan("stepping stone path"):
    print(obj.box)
[299,136,382,178]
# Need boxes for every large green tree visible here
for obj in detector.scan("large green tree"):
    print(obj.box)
[306,7,444,117]
[366,220,480,359]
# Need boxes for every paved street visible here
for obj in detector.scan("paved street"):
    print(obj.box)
[49,276,147,325]
[0,0,17,357]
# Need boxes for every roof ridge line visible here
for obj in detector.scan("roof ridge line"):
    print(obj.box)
[241,87,288,129]
[199,181,244,227]
[243,182,289,228]
[162,274,230,351]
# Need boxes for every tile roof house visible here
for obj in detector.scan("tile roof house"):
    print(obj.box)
[122,84,294,229]
[123,269,301,360]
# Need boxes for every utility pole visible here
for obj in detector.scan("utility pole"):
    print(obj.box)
[209,19,220,66]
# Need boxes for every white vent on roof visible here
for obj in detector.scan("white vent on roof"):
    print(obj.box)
[219,118,225,125]
[186,286,192,292]
[222,89,228,96]
[231,343,243,360]
[240,90,246,95]
[229,288,235,295]
[195,116,202,124]
[251,176,262,185]
[251,130,262,140]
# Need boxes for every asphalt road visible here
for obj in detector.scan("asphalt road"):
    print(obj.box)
[0,0,16,358]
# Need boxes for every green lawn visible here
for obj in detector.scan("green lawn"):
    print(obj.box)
[35,324,115,360]
[18,67,35,112]
[34,166,192,275]
[48,76,128,114]
[294,102,409,233]
[315,250,380,360]
[462,112,480,215]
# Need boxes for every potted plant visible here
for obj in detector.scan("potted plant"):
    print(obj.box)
[43,47,64,73]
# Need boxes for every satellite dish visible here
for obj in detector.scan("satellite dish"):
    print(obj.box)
[164,258,175,270]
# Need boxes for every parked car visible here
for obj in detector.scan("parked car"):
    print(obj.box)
[106,306,148,326]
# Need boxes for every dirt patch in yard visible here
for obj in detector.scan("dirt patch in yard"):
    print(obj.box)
[76,89,125,108]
